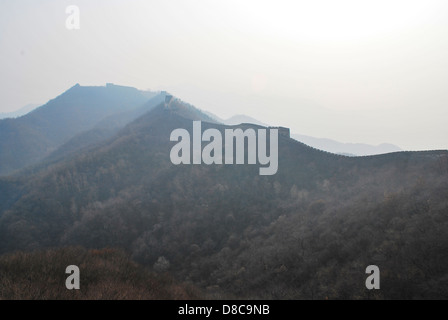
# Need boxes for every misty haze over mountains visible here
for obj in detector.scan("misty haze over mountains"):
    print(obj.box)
[217,114,402,156]
[0,84,406,176]
[0,104,40,120]
[0,106,405,158]
[0,84,159,176]
[1,0,448,302]
[0,84,447,299]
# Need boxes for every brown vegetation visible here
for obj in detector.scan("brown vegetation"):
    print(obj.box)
[0,247,200,300]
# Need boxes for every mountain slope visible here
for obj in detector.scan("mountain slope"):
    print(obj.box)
[0,83,157,176]
[42,93,166,165]
[0,247,199,299]
[0,94,447,299]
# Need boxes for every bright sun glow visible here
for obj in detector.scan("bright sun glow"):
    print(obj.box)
[1,0,447,149]
[236,0,434,42]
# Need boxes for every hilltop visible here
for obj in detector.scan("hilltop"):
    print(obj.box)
[0,84,158,176]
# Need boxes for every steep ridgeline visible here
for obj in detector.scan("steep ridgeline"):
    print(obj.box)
[0,93,447,299]
[41,92,166,166]
[0,84,158,176]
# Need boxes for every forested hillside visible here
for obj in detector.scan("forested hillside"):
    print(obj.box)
[0,247,199,299]
[0,95,447,299]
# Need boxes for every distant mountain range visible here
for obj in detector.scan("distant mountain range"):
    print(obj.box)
[0,104,40,119]
[0,94,402,177]
[0,84,447,299]
[214,114,402,156]
[291,134,401,156]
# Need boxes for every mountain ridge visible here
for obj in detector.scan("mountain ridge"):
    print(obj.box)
[218,113,403,156]
[0,84,158,176]
[0,86,447,299]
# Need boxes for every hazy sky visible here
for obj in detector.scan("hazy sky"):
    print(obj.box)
[1,0,448,150]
